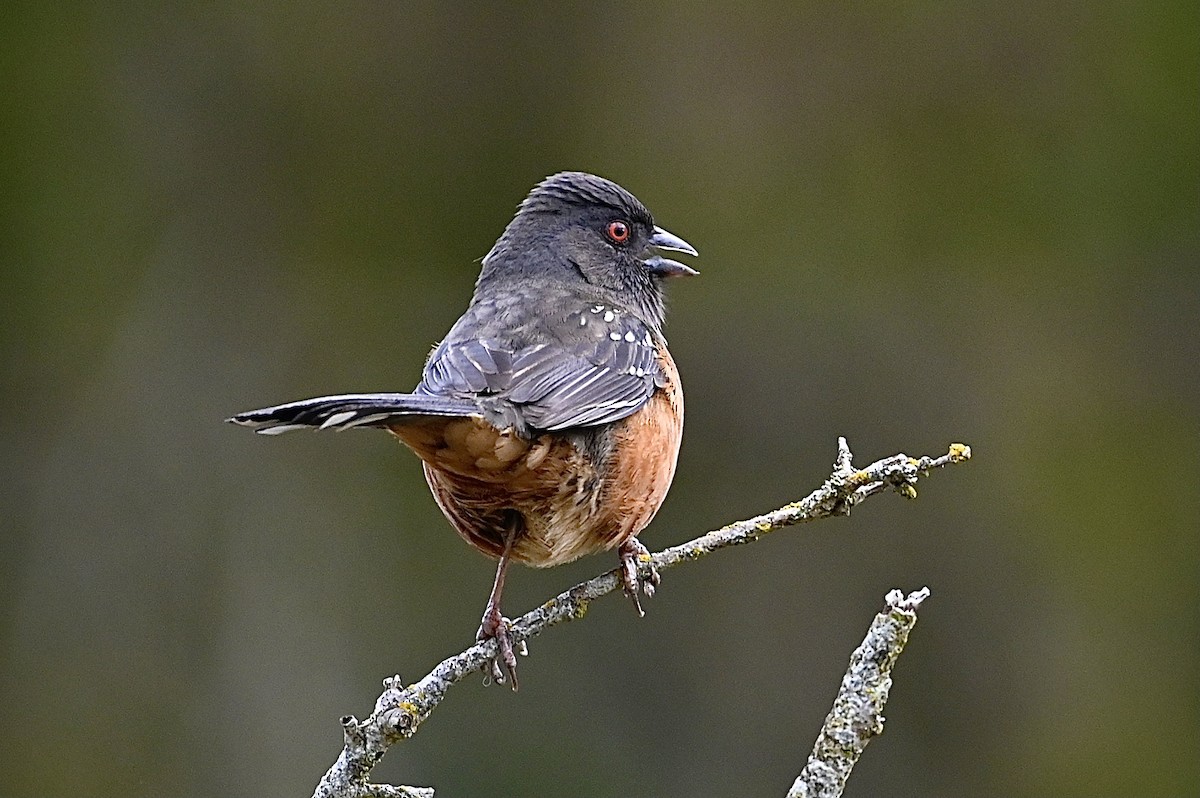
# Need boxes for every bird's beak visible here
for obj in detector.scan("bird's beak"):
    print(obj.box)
[645,225,699,277]
[650,225,698,256]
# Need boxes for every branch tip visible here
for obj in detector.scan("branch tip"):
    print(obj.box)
[885,586,930,612]
[834,436,854,473]
[787,584,929,798]
[361,784,436,798]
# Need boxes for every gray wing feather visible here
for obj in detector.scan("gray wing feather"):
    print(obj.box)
[419,318,661,432]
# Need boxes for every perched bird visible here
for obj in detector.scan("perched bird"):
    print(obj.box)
[230,172,697,687]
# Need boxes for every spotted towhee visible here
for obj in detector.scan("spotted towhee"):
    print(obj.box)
[230,172,697,686]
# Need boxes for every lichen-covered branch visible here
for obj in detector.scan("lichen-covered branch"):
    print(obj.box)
[785,587,930,798]
[312,438,971,798]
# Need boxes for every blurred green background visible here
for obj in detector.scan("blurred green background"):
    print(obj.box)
[2,3,1196,796]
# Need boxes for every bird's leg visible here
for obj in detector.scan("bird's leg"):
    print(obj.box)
[477,516,522,689]
[617,536,661,617]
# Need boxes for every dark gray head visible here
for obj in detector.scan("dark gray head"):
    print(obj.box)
[477,171,697,329]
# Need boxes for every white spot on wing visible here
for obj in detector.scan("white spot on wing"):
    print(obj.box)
[609,331,621,341]
[624,330,636,342]
[343,413,393,429]
[603,310,615,322]
[257,424,309,435]
[320,411,357,429]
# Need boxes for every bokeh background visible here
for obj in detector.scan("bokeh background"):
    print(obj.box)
[2,3,1196,796]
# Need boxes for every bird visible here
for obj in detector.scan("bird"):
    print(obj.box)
[229,171,697,687]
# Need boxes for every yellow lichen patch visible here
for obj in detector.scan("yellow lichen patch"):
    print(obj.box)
[948,442,972,462]
[898,484,918,499]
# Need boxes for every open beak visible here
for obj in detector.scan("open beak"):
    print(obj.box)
[645,225,699,277]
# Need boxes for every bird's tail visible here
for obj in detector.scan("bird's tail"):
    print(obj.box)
[227,392,479,435]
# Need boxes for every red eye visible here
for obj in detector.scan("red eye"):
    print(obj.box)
[605,220,631,244]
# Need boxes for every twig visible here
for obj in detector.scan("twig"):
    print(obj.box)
[312,438,971,798]
[786,587,930,798]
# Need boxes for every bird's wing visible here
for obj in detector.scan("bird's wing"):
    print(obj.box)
[419,315,664,432]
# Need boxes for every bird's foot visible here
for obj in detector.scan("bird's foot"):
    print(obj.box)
[618,537,661,617]
[477,605,524,690]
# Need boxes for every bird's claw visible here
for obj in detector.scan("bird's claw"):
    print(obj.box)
[478,610,521,690]
[618,537,661,617]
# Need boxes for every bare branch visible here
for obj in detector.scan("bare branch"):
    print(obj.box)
[785,587,930,798]
[312,439,971,798]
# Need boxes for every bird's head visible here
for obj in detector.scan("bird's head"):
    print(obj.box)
[479,171,698,328]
